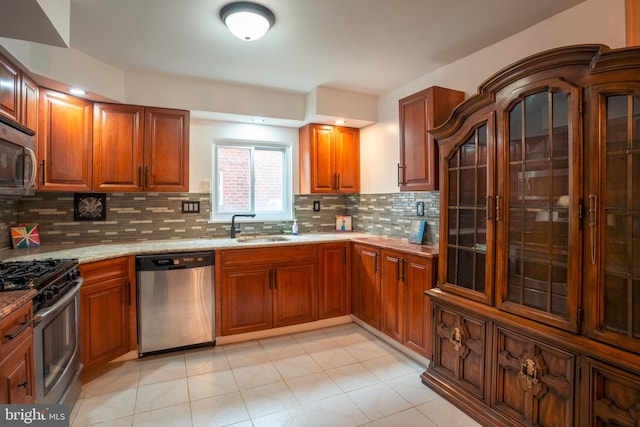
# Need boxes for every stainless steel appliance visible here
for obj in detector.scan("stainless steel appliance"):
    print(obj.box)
[136,252,215,357]
[0,259,82,405]
[0,117,37,196]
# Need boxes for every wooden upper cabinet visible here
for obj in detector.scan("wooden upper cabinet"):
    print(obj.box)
[0,52,20,124]
[299,124,360,194]
[93,103,144,192]
[398,86,464,191]
[94,104,189,192]
[144,107,189,192]
[38,89,93,192]
[20,74,38,132]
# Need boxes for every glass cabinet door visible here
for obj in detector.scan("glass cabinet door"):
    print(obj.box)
[586,88,640,352]
[441,118,494,304]
[497,86,581,332]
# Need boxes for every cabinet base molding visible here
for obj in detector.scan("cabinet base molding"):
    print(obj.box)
[351,316,430,369]
[216,316,351,345]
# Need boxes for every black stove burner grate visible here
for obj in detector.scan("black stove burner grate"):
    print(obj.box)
[0,259,77,292]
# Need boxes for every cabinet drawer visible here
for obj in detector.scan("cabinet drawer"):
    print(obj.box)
[0,302,33,355]
[220,245,317,267]
[79,256,130,286]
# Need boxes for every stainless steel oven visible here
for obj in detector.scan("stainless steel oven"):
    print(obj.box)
[0,117,37,196]
[33,280,82,405]
[0,259,83,405]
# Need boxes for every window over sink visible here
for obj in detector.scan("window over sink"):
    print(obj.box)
[212,139,292,222]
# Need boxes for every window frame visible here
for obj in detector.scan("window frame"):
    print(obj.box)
[211,138,293,222]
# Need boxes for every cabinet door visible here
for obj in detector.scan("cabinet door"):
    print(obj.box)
[273,261,318,327]
[432,302,487,399]
[144,108,189,192]
[352,243,381,329]
[0,52,20,123]
[335,126,360,193]
[399,87,465,192]
[20,74,38,132]
[79,257,134,367]
[439,116,496,305]
[381,250,404,343]
[0,331,35,404]
[493,325,576,427]
[585,358,640,427]
[584,85,640,354]
[93,103,144,191]
[38,90,93,191]
[220,265,273,335]
[497,84,582,333]
[80,276,131,368]
[319,242,350,319]
[309,125,335,193]
[404,254,435,358]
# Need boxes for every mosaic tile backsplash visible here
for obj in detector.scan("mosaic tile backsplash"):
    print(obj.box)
[0,192,440,249]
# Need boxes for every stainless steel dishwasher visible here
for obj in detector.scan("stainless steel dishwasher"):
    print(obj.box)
[136,251,215,357]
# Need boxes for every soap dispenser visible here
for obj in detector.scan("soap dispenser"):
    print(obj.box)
[292,219,299,235]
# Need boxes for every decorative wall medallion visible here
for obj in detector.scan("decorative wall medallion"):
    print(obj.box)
[74,193,107,221]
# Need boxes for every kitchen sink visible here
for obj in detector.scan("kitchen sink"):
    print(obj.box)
[236,235,291,243]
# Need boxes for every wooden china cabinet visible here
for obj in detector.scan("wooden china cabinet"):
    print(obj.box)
[423,45,640,427]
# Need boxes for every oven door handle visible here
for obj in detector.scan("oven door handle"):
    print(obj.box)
[33,279,83,325]
[4,318,34,340]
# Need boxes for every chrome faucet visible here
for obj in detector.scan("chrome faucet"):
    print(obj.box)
[230,214,256,238]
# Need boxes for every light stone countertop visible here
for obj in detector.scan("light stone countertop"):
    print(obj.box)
[0,232,374,264]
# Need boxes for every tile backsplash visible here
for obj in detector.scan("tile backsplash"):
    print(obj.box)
[0,191,440,249]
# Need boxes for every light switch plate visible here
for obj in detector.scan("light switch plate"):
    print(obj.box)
[182,201,200,213]
[313,201,320,212]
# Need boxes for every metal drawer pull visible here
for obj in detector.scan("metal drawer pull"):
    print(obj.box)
[4,318,34,340]
[17,380,28,389]
[450,327,463,351]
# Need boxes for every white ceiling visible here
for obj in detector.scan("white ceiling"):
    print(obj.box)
[66,0,586,96]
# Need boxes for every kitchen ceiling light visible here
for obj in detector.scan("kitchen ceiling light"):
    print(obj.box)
[220,2,275,41]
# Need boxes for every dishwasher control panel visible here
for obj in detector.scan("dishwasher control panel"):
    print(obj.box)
[136,251,215,270]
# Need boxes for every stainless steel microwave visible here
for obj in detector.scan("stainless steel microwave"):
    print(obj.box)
[0,117,36,196]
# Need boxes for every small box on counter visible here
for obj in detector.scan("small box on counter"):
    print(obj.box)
[336,215,352,231]
[11,223,41,248]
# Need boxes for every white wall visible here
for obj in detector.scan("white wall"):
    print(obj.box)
[189,119,300,193]
[359,0,627,194]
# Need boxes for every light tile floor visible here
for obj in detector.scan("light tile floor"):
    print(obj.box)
[70,323,481,426]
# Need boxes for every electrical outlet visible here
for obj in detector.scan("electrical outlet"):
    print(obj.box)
[313,201,320,212]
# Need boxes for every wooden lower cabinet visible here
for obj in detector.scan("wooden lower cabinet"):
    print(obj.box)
[380,250,435,358]
[493,326,576,427]
[219,245,318,336]
[319,242,350,319]
[424,290,640,427]
[79,257,135,367]
[351,243,381,329]
[0,302,35,404]
[585,358,640,427]
[428,301,488,400]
